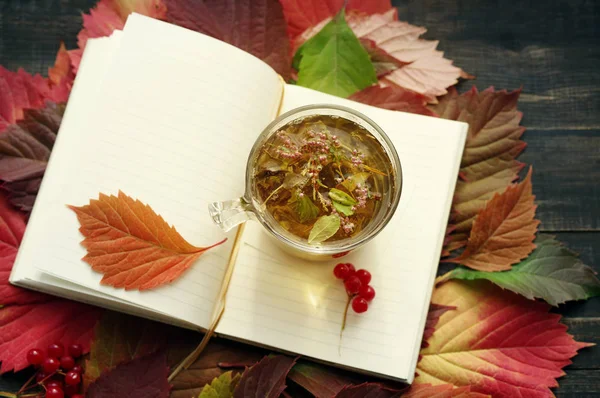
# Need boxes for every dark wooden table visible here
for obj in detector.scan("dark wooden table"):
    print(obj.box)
[1,0,598,396]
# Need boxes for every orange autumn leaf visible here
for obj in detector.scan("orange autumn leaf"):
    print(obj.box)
[416,280,592,397]
[448,168,539,271]
[402,384,489,397]
[69,191,226,290]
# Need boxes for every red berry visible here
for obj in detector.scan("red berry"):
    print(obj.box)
[64,384,80,396]
[71,365,83,374]
[46,386,64,398]
[27,348,44,366]
[46,380,63,390]
[60,355,75,370]
[42,357,60,373]
[65,370,81,386]
[68,344,83,358]
[352,297,369,313]
[345,263,356,274]
[333,263,350,280]
[36,371,49,383]
[47,343,64,358]
[355,269,371,285]
[344,276,362,295]
[359,285,376,301]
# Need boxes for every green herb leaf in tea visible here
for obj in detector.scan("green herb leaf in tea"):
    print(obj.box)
[296,194,320,222]
[308,214,341,244]
[329,188,357,206]
[332,201,354,216]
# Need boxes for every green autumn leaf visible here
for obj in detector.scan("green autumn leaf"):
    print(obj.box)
[308,214,340,244]
[443,235,600,306]
[293,9,377,97]
[329,188,357,206]
[332,201,354,216]
[199,371,240,398]
[296,194,319,222]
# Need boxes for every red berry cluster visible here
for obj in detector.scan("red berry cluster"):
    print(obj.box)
[334,262,376,313]
[26,343,84,398]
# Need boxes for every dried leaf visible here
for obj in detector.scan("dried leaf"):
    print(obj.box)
[287,361,357,397]
[84,311,169,388]
[283,172,309,189]
[349,85,436,117]
[199,371,240,398]
[0,194,47,305]
[1,177,42,213]
[416,280,593,397]
[443,235,600,306]
[68,191,227,290]
[280,0,392,41]
[169,340,265,398]
[401,384,489,397]
[165,0,291,80]
[86,350,170,398]
[341,172,370,192]
[432,87,526,252]
[308,214,340,244]
[233,355,296,398]
[448,168,539,271]
[422,303,455,348]
[0,300,101,373]
[48,43,75,92]
[294,10,377,97]
[335,382,402,398]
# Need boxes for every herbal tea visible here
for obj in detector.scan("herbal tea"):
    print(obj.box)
[253,114,395,245]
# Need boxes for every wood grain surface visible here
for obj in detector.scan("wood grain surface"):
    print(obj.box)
[1,0,599,396]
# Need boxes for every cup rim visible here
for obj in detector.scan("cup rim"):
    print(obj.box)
[245,103,403,255]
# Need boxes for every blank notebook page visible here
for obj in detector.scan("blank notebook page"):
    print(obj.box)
[216,85,467,381]
[31,14,283,328]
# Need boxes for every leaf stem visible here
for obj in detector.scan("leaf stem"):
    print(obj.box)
[339,295,352,355]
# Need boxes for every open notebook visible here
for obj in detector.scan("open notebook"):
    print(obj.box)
[10,14,467,382]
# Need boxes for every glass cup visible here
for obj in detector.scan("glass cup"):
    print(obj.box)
[209,104,402,260]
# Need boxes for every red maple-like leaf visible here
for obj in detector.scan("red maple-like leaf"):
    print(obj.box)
[86,350,170,398]
[417,280,592,397]
[349,84,436,117]
[233,355,297,398]
[422,303,455,348]
[0,194,48,306]
[287,361,358,397]
[448,168,539,271]
[402,384,489,397]
[0,300,101,373]
[335,382,403,398]
[165,0,291,80]
[70,0,167,72]
[280,0,392,41]
[69,191,226,290]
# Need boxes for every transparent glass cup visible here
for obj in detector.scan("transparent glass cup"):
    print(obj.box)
[209,104,402,260]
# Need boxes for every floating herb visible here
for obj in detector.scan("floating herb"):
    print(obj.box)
[308,214,341,244]
[329,188,357,206]
[295,193,319,222]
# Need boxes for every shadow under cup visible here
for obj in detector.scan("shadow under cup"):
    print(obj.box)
[210,104,402,261]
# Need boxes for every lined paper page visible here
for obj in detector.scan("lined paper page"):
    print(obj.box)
[27,14,283,328]
[216,84,467,380]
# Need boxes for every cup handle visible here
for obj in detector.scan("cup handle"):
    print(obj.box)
[209,197,256,232]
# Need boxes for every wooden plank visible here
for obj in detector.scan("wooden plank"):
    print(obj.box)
[0,0,96,74]
[393,0,600,131]
[520,130,600,231]
[554,369,600,398]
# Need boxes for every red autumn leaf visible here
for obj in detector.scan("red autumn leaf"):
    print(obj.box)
[48,43,75,93]
[349,84,437,117]
[233,355,297,398]
[287,361,358,397]
[0,194,48,305]
[164,0,291,80]
[422,303,455,348]
[86,350,170,398]
[0,67,68,133]
[2,177,42,213]
[68,191,226,290]
[432,87,527,252]
[335,382,403,398]
[416,280,592,397]
[169,339,265,398]
[70,0,167,72]
[84,311,170,388]
[0,300,101,373]
[448,168,539,271]
[401,384,489,397]
[280,0,392,41]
